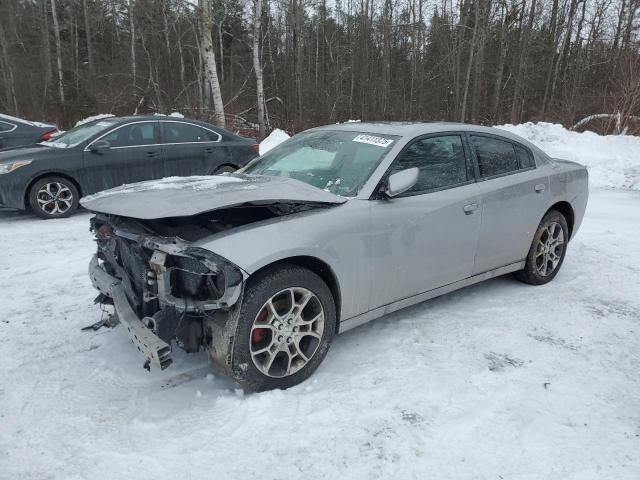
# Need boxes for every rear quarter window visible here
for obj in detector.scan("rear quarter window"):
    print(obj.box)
[0,121,16,132]
[515,144,535,169]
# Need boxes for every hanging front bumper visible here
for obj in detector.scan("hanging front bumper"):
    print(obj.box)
[89,254,173,370]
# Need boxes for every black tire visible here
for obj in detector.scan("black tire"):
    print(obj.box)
[230,264,337,392]
[28,176,80,219]
[213,165,237,174]
[514,210,569,285]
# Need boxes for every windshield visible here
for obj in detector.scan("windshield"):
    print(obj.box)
[243,130,399,196]
[43,119,119,148]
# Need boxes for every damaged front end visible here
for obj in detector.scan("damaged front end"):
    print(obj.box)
[88,213,246,371]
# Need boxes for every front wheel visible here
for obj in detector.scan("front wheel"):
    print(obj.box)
[228,265,336,392]
[514,210,569,285]
[28,176,79,219]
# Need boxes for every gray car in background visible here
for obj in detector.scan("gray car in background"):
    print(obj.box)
[0,114,58,148]
[84,122,589,391]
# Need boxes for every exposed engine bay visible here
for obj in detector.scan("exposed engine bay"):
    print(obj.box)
[88,203,319,371]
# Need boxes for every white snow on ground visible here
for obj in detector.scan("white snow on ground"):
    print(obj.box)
[1,124,639,479]
[498,122,640,191]
[259,128,290,154]
[74,113,115,127]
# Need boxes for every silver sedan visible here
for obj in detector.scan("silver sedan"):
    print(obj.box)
[84,122,589,391]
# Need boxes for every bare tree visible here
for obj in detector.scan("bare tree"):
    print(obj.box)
[253,0,266,137]
[0,0,638,134]
[50,0,65,105]
[460,0,480,122]
[0,20,18,114]
[129,0,137,98]
[199,0,225,127]
[82,0,95,79]
[510,0,538,123]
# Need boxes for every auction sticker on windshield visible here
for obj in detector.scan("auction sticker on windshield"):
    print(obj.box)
[352,134,394,147]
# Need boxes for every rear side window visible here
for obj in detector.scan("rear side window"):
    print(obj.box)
[470,135,522,177]
[390,135,468,194]
[0,121,15,132]
[163,122,219,143]
[103,122,159,147]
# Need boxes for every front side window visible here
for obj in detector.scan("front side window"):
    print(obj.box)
[163,122,218,143]
[389,135,468,194]
[471,135,521,177]
[243,130,399,196]
[102,122,159,147]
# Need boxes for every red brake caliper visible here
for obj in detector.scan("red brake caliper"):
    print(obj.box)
[251,310,269,345]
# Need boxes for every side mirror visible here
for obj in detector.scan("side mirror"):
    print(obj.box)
[89,139,111,153]
[384,167,419,198]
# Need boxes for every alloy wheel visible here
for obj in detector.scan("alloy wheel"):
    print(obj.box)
[534,221,565,276]
[250,287,325,378]
[36,182,74,216]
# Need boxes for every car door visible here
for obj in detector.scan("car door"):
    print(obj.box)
[367,133,482,309]
[467,133,549,274]
[82,121,163,193]
[160,121,223,176]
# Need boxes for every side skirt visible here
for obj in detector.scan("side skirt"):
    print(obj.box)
[338,261,525,333]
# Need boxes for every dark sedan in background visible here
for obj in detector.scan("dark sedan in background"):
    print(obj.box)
[0,115,259,218]
[0,114,59,148]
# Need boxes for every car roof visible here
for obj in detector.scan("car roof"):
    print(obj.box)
[313,121,507,137]
[0,113,56,129]
[113,115,201,123]
[310,121,547,157]
[93,115,251,142]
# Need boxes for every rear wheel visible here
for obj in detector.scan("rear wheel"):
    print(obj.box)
[514,210,568,285]
[213,165,236,174]
[28,176,79,219]
[229,265,336,392]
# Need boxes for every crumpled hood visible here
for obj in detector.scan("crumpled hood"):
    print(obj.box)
[80,174,347,219]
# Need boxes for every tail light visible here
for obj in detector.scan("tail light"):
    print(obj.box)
[40,129,59,142]
[250,143,260,155]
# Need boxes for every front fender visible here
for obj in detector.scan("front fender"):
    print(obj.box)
[193,200,373,321]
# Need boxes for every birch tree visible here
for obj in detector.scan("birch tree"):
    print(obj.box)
[199,0,225,127]
[253,0,266,138]
[50,0,65,105]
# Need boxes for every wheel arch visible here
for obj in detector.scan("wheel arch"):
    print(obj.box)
[24,172,83,208]
[248,255,342,331]
[547,201,575,240]
[212,163,239,174]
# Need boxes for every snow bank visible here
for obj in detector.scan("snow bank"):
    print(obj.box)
[154,112,185,118]
[498,122,640,191]
[74,113,115,127]
[259,128,290,154]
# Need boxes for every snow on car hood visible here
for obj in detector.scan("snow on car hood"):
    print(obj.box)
[80,174,347,219]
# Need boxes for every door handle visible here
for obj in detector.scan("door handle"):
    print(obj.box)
[204,148,214,154]
[534,183,546,193]
[463,203,478,214]
[145,151,158,158]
